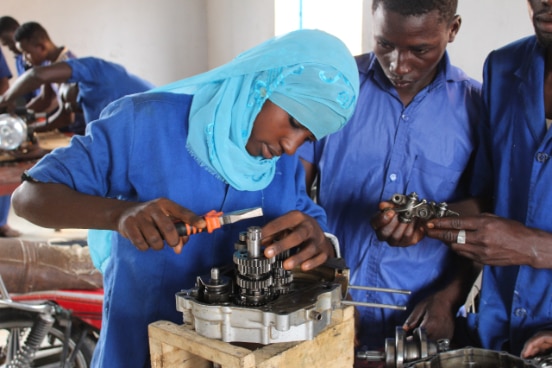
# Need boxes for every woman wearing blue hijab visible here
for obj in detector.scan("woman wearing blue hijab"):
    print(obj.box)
[12,29,359,367]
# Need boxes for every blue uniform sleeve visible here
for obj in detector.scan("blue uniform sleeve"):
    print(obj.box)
[0,49,12,79]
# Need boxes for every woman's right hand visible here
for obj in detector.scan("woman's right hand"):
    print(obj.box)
[116,198,205,254]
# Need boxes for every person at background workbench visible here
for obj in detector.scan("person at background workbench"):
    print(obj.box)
[411,0,552,359]
[0,47,21,238]
[298,0,482,355]
[0,16,41,103]
[13,21,85,134]
[11,29,359,368]
[0,57,155,132]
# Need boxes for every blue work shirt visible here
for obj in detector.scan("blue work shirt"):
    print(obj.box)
[469,35,552,355]
[299,52,482,348]
[65,57,154,124]
[27,92,328,368]
[0,49,12,79]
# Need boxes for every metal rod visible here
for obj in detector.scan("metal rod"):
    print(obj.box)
[341,300,406,311]
[348,284,411,295]
[0,275,11,301]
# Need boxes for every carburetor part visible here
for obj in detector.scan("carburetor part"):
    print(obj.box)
[390,192,459,223]
[176,226,347,345]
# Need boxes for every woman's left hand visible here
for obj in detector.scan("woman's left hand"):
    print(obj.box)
[262,210,334,271]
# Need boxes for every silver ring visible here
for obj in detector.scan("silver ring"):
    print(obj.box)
[457,230,466,244]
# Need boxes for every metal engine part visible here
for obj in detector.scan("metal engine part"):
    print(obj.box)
[0,113,27,150]
[176,226,347,345]
[390,192,459,223]
[357,326,552,368]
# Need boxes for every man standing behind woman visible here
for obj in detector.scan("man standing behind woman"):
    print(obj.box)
[299,0,483,351]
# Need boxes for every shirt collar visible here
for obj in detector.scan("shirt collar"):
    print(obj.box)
[361,51,467,93]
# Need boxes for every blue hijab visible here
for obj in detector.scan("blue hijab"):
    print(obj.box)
[153,29,359,191]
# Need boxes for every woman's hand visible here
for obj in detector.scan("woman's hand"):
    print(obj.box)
[262,210,334,271]
[116,198,205,254]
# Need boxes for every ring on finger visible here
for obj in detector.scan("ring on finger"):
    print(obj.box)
[457,229,466,244]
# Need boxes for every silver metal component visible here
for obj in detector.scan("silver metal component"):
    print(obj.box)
[0,275,56,313]
[357,327,443,368]
[246,226,262,258]
[0,114,27,151]
[357,325,552,368]
[390,192,459,223]
[341,300,407,311]
[343,284,411,310]
[220,207,264,226]
[9,313,55,367]
[456,229,466,244]
[176,227,345,344]
[407,348,544,367]
[349,285,411,295]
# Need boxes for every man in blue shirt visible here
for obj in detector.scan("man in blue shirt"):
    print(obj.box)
[0,16,39,103]
[299,0,482,350]
[0,47,20,238]
[0,57,154,131]
[426,0,552,359]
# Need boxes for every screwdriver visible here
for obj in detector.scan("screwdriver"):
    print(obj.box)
[174,207,264,236]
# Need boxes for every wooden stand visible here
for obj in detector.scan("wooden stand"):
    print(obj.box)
[149,305,355,368]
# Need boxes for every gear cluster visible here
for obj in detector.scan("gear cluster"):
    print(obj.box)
[188,226,294,307]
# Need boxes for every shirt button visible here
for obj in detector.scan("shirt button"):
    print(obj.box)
[401,114,408,121]
[389,174,397,181]
[514,308,527,317]
[536,152,549,162]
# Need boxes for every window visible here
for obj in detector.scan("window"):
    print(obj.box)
[275,0,365,56]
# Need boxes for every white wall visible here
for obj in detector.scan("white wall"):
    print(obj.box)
[0,0,538,86]
[449,0,534,81]
[0,0,209,86]
[360,0,533,82]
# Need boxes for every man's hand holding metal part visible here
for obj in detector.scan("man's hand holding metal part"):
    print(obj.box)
[426,213,552,268]
[371,192,459,247]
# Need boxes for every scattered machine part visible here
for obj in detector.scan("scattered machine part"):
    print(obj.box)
[357,326,552,368]
[390,192,459,223]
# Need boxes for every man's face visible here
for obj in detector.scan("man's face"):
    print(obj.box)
[528,0,552,47]
[16,39,47,66]
[245,99,314,159]
[372,5,460,100]
[0,31,18,54]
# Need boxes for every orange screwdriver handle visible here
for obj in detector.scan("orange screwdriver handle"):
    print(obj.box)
[174,210,223,236]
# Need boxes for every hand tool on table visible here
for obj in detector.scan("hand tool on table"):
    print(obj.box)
[174,207,263,236]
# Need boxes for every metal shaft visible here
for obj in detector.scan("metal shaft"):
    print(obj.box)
[341,300,407,311]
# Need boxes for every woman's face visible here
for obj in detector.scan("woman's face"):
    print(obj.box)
[246,99,315,159]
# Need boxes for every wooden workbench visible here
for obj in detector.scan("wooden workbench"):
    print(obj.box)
[0,131,72,196]
[148,305,355,368]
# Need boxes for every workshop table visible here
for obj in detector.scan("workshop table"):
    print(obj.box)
[0,131,72,195]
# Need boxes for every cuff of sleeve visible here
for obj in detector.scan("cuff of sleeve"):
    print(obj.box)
[324,232,341,258]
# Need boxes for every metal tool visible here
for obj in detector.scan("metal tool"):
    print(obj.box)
[174,207,263,236]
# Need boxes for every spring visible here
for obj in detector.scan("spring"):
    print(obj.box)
[8,313,55,368]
